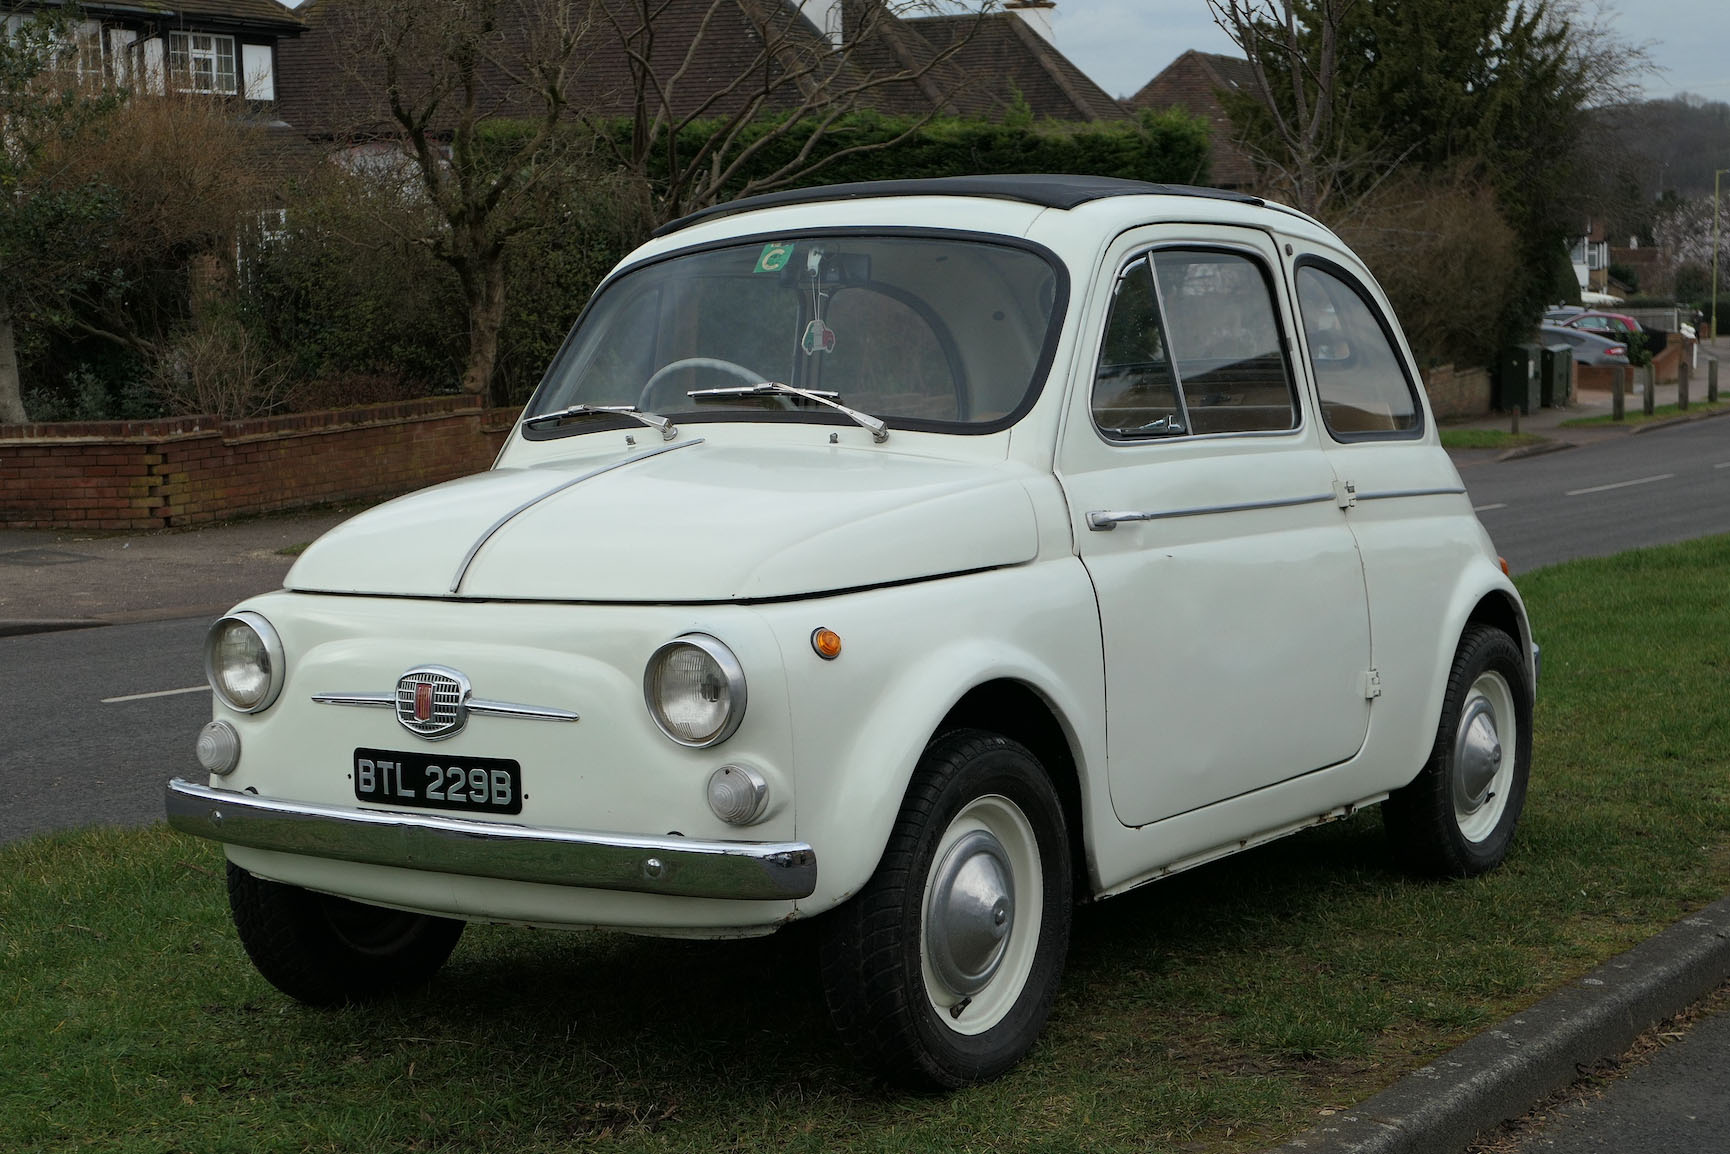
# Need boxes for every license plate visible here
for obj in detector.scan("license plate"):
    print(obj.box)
[353,748,523,815]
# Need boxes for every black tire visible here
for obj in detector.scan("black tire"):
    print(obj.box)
[226,862,465,1006]
[818,729,1072,1089]
[1384,624,1532,877]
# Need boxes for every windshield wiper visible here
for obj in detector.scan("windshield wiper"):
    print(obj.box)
[522,404,676,440]
[687,382,888,443]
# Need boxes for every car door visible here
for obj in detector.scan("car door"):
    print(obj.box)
[1282,243,1476,751]
[1057,226,1373,828]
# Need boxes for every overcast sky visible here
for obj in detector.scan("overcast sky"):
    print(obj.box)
[1050,0,1730,105]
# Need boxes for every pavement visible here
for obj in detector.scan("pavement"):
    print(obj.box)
[0,506,355,636]
[4,347,1730,1152]
[1440,334,1730,461]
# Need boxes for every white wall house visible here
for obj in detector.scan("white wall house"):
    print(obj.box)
[4,0,302,104]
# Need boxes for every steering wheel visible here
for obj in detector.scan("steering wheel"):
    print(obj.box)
[638,357,766,411]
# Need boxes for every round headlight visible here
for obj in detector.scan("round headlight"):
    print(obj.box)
[204,611,286,714]
[643,633,747,747]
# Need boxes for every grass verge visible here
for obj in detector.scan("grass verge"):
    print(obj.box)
[1439,429,1550,450]
[4,537,1730,1153]
[1561,400,1728,427]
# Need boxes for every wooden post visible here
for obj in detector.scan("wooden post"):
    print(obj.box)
[1680,358,1691,411]
[1644,363,1656,416]
[1711,358,1720,404]
[1613,365,1625,421]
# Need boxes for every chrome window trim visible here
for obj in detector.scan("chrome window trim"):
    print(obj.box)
[204,611,286,714]
[1087,492,1334,531]
[165,780,815,900]
[1089,241,1305,447]
[643,633,749,748]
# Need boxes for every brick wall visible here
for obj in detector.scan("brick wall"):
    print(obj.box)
[0,396,520,530]
[1421,363,1493,420]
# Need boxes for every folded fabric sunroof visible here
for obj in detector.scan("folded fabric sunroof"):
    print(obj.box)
[654,174,1264,238]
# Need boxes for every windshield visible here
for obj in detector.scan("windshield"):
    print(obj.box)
[524,234,1062,435]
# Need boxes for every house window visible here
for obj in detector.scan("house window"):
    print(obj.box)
[168,31,236,94]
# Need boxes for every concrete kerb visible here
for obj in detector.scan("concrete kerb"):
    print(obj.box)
[1274,894,1730,1154]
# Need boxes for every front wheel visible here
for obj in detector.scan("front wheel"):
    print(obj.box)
[1385,624,1532,877]
[226,863,465,1006]
[818,729,1072,1089]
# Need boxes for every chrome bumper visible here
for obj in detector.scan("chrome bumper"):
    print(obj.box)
[165,779,817,900]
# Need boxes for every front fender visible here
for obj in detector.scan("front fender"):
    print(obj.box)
[757,560,1105,914]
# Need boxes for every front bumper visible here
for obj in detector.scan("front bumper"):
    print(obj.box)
[166,779,817,900]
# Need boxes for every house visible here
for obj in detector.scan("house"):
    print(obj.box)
[3,0,303,103]
[1125,49,1258,188]
[272,0,1125,141]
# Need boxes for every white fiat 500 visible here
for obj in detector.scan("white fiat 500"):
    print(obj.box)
[169,175,1535,1089]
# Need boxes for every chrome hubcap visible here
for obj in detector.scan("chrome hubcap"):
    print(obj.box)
[1452,670,1517,843]
[925,830,1015,997]
[1453,697,1503,814]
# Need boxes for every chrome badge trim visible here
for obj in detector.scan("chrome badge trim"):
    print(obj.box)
[311,669,580,736]
[396,666,469,740]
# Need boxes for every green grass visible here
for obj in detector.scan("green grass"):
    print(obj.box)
[6,537,1730,1152]
[1438,428,1550,450]
[274,542,310,557]
[1561,400,1728,427]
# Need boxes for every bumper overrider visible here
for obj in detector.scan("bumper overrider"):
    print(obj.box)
[165,779,817,900]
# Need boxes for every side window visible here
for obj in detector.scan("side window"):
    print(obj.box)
[1091,249,1297,440]
[1092,258,1182,436]
[1296,263,1421,437]
[1151,250,1297,434]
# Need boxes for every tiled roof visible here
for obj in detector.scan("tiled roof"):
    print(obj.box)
[79,0,305,32]
[906,12,1129,122]
[1126,49,1258,187]
[275,0,1123,138]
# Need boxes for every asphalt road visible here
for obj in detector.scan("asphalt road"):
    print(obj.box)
[1457,416,1730,574]
[0,616,211,842]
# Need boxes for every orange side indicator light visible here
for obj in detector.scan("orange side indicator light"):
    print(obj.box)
[1498,556,1510,576]
[811,628,843,660]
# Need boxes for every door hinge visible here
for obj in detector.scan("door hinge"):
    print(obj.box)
[1361,669,1382,699]
[1334,478,1358,509]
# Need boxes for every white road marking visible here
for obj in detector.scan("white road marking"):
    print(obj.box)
[1566,473,1675,497]
[1473,502,1507,512]
[101,685,211,704]
[1716,462,1730,469]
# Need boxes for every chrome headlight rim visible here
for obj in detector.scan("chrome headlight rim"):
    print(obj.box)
[643,632,748,748]
[203,610,286,714]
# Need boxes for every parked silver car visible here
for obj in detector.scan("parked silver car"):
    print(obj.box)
[1537,322,1629,366]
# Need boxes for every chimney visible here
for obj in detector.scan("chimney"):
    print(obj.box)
[798,0,844,48]
[1005,0,1057,45]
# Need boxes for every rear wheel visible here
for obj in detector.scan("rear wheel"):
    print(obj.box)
[226,862,465,1006]
[1385,625,1532,876]
[818,729,1072,1088]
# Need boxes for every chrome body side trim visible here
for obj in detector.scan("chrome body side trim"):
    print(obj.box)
[450,438,705,594]
[165,779,816,901]
[1086,492,1333,531]
[1354,486,1469,502]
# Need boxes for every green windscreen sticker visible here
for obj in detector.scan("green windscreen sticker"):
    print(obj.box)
[754,242,793,273]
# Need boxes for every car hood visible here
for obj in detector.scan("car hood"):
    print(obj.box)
[285,440,1040,602]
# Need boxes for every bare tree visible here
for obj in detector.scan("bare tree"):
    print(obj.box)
[1208,0,1357,216]
[589,0,997,225]
[336,0,590,403]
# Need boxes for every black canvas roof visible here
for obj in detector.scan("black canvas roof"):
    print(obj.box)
[654,175,1264,238]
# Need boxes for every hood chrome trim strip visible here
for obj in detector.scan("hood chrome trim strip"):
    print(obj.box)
[450,438,705,594]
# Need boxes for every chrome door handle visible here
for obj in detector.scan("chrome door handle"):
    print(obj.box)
[1086,510,1150,531]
